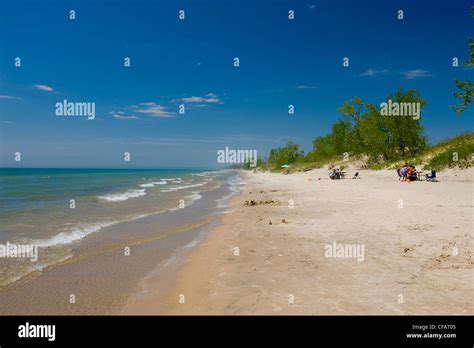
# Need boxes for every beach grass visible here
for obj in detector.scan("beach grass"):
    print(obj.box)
[250,132,474,173]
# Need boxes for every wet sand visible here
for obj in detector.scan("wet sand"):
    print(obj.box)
[0,185,230,315]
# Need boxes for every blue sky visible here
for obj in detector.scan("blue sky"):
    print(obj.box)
[0,0,472,168]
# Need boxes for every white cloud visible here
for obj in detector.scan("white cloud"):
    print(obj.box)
[296,85,317,89]
[112,114,138,120]
[401,69,432,80]
[360,68,389,77]
[134,102,175,117]
[111,93,221,120]
[0,95,18,99]
[177,94,221,104]
[34,84,54,92]
[189,104,210,108]
[179,96,206,103]
[110,102,176,119]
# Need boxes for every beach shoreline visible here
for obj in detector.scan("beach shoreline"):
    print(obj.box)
[0,170,240,315]
[1,167,472,315]
[134,168,473,315]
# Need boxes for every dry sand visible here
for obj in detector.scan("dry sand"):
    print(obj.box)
[127,167,473,315]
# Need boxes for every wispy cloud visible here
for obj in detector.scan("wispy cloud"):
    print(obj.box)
[296,85,317,89]
[308,4,316,10]
[176,93,222,104]
[111,93,221,120]
[360,68,389,77]
[109,104,175,120]
[133,102,176,118]
[401,69,432,80]
[0,95,19,99]
[112,113,138,120]
[33,84,54,92]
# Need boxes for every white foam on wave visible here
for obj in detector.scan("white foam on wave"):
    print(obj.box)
[190,191,202,201]
[139,183,155,188]
[139,181,167,188]
[192,172,218,178]
[33,211,151,248]
[161,183,206,192]
[215,197,228,208]
[31,254,73,272]
[98,189,147,202]
[35,221,117,247]
[215,174,242,208]
[184,238,200,249]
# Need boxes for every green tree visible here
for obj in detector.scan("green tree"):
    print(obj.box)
[451,6,473,115]
[452,79,473,115]
[336,89,426,162]
[383,88,427,157]
[267,141,303,168]
[336,97,367,154]
[329,119,351,155]
[270,90,428,167]
[310,134,336,161]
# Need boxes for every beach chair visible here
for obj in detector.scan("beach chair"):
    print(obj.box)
[425,169,438,182]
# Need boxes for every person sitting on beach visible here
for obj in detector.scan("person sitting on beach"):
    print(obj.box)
[407,165,418,181]
[330,169,344,180]
[397,163,408,180]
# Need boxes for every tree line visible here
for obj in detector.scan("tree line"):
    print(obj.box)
[267,89,428,168]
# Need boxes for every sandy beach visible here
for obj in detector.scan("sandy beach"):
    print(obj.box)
[125,167,473,315]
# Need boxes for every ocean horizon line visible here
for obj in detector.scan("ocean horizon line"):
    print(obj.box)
[0,167,220,171]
